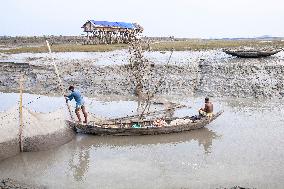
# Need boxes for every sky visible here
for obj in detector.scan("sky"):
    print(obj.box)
[1,0,283,38]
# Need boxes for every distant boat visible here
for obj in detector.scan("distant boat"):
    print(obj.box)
[223,49,282,58]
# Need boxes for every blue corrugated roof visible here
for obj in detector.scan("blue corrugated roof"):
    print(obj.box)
[89,20,137,29]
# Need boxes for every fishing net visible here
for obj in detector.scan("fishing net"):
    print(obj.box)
[22,107,68,138]
[0,106,19,143]
[0,103,74,153]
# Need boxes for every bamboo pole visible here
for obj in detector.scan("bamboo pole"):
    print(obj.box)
[18,76,24,152]
[108,104,187,122]
[46,40,74,121]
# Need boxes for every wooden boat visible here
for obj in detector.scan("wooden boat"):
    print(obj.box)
[67,111,223,136]
[223,49,281,58]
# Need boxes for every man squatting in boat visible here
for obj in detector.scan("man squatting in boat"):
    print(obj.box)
[64,86,88,123]
[199,97,213,118]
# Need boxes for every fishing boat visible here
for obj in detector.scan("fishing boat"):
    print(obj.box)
[67,111,223,136]
[223,49,281,58]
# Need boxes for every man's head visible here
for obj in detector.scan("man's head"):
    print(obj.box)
[68,86,75,91]
[205,97,209,103]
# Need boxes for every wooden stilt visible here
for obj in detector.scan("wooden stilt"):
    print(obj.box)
[18,76,24,152]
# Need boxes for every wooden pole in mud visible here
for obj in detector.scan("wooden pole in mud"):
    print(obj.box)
[46,40,74,121]
[18,76,24,152]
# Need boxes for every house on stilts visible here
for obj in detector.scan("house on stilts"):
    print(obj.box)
[81,20,143,44]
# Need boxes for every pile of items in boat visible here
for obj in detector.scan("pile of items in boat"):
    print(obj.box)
[131,118,194,128]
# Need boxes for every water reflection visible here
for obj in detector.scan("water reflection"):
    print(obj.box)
[73,128,219,150]
[65,127,220,182]
[68,148,90,182]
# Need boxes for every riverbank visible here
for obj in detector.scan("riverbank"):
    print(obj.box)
[0,178,252,189]
[0,178,44,189]
[0,50,284,99]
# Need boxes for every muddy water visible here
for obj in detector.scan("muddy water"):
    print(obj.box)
[0,93,283,189]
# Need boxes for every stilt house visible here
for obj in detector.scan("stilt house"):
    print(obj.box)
[81,20,143,44]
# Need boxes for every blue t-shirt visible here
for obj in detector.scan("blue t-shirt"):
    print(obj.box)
[67,90,84,105]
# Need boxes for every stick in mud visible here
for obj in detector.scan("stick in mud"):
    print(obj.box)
[18,76,24,152]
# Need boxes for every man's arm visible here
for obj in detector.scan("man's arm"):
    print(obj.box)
[64,93,74,101]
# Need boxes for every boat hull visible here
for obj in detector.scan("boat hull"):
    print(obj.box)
[223,50,281,58]
[67,111,223,136]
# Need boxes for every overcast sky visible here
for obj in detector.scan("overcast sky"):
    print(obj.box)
[1,0,283,38]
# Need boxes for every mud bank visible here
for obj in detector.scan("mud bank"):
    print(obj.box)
[0,178,44,189]
[0,50,284,98]
[197,57,284,98]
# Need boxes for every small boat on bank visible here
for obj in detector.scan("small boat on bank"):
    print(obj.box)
[67,111,223,136]
[223,49,282,58]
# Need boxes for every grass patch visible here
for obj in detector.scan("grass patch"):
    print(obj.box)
[0,44,127,54]
[150,39,284,51]
[1,39,283,54]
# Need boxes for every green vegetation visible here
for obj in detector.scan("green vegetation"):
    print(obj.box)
[1,39,283,54]
[150,39,284,51]
[0,44,127,54]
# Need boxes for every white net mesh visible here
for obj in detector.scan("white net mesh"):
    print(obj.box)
[0,106,19,143]
[22,107,68,138]
[0,103,74,153]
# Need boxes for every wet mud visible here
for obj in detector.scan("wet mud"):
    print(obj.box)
[0,50,283,99]
[0,178,44,189]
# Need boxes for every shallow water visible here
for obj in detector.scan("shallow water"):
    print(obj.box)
[2,50,283,66]
[0,93,284,188]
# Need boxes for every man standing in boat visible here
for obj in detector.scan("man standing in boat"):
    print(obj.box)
[64,86,88,124]
[199,97,213,118]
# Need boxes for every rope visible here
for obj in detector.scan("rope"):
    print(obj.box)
[24,96,42,106]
